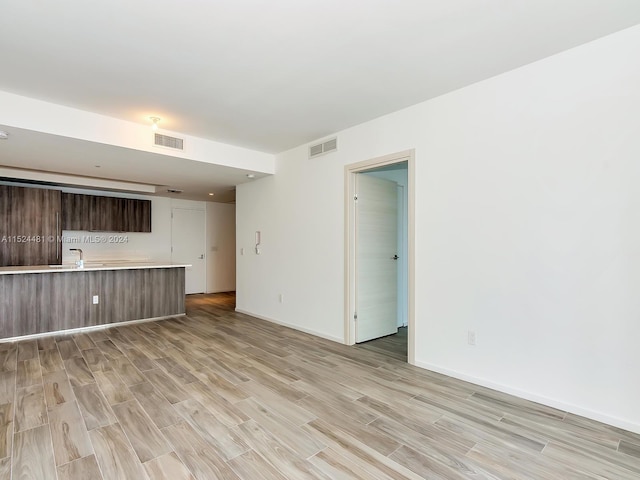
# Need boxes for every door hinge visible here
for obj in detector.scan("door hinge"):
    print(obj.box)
[354,312,358,321]
[354,194,358,201]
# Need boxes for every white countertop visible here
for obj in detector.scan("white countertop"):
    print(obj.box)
[0,262,191,275]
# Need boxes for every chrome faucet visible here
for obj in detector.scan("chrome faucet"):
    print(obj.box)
[69,248,84,268]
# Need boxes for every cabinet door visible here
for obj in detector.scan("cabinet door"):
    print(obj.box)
[127,198,151,232]
[43,189,62,264]
[0,186,61,266]
[61,193,152,233]
[88,196,151,232]
[89,195,126,232]
[62,192,92,230]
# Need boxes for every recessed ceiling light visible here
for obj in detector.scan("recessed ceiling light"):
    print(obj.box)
[0,131,8,140]
[246,174,255,179]
[208,193,215,196]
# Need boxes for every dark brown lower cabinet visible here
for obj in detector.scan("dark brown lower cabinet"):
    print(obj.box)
[0,267,185,339]
[0,186,61,266]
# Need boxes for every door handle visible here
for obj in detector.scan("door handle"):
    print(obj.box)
[392,255,399,260]
[198,254,204,259]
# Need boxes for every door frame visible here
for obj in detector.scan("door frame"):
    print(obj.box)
[344,149,416,365]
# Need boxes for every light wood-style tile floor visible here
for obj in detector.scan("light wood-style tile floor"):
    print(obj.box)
[359,326,408,361]
[0,292,639,479]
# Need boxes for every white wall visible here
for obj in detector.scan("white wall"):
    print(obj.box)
[206,202,236,293]
[237,158,347,342]
[237,25,640,433]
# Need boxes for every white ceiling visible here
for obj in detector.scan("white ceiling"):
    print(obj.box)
[1,0,640,199]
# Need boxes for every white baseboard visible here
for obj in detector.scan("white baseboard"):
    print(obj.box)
[415,360,640,435]
[234,308,344,344]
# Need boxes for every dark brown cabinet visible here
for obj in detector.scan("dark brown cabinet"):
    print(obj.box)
[0,186,62,266]
[61,191,91,231]
[62,193,151,232]
[121,197,152,232]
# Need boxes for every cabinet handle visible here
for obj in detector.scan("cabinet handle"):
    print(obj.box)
[56,212,60,260]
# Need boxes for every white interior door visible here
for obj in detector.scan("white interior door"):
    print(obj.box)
[397,184,408,327]
[355,174,398,342]
[171,208,206,294]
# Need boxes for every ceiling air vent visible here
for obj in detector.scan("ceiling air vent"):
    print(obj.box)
[309,137,337,159]
[154,133,184,150]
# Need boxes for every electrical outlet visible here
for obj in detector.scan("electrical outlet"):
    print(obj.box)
[279,294,284,303]
[468,330,476,346]
[92,295,99,305]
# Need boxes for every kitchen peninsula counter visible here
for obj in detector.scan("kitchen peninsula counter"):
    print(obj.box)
[0,262,190,274]
[0,263,189,341]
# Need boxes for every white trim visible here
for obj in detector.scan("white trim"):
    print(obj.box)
[344,149,416,365]
[235,308,344,343]
[415,360,640,435]
[0,313,186,344]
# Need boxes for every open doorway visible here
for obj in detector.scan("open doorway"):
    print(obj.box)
[344,150,415,364]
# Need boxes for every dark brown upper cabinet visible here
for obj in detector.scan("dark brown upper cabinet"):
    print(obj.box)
[61,191,91,231]
[62,193,151,232]
[0,186,62,266]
